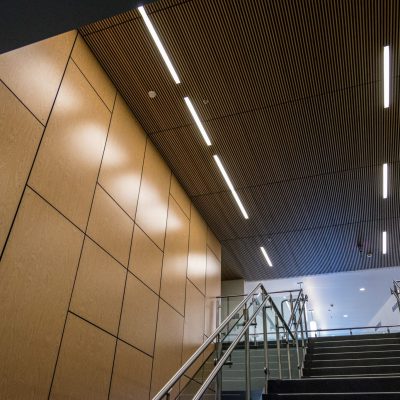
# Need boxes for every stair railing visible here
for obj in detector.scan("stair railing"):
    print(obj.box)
[391,280,400,312]
[152,284,309,400]
[152,282,266,400]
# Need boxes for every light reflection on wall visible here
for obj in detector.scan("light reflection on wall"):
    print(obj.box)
[66,121,109,165]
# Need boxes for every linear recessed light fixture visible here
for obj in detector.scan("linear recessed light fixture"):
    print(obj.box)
[213,155,249,219]
[184,97,212,146]
[260,247,273,267]
[384,46,390,108]
[383,231,387,255]
[138,6,181,84]
[383,163,388,199]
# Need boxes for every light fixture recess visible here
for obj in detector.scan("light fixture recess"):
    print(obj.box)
[138,6,181,84]
[213,155,249,219]
[184,97,212,146]
[383,163,388,199]
[383,231,387,255]
[260,246,273,267]
[384,46,390,108]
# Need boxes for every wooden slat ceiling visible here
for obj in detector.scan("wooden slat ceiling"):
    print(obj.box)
[79,0,400,280]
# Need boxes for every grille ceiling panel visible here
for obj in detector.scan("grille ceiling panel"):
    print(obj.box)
[80,0,400,280]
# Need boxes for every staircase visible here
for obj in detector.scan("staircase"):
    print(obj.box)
[266,332,400,399]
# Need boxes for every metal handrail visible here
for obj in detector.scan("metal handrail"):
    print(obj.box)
[152,283,264,400]
[216,288,301,300]
[192,288,307,399]
[153,283,306,400]
[268,293,297,341]
[192,296,270,400]
[391,281,400,312]
[286,289,303,330]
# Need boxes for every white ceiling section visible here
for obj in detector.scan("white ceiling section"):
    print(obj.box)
[245,266,400,333]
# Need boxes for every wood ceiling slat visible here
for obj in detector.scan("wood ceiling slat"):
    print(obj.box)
[79,0,400,280]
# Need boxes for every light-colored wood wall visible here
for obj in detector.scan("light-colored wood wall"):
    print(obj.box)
[0,30,221,400]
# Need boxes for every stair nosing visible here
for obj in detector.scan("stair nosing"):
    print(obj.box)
[311,349,400,355]
[305,364,400,370]
[305,372,400,377]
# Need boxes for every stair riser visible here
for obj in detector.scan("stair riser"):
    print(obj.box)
[303,365,400,377]
[305,358,400,368]
[308,338,400,348]
[308,345,400,354]
[309,333,400,342]
[265,394,400,400]
[268,377,400,393]
[305,350,400,360]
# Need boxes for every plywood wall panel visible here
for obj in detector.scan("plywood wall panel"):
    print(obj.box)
[99,94,146,219]
[0,30,76,124]
[0,189,83,399]
[71,35,116,110]
[29,61,110,230]
[0,83,43,254]
[135,141,171,250]
[160,196,190,315]
[50,314,115,400]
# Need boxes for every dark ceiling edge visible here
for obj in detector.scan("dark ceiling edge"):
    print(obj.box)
[0,0,156,54]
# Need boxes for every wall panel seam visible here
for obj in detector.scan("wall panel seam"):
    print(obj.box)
[47,86,116,400]
[0,79,45,127]
[0,31,79,264]
[108,133,148,399]
[150,170,172,396]
[69,57,114,113]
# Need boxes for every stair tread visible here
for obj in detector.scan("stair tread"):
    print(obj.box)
[305,365,400,369]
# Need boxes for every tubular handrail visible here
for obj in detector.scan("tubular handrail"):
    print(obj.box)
[152,282,264,400]
[216,288,301,300]
[286,289,303,330]
[192,295,270,400]
[391,281,400,310]
[153,283,306,400]
[268,293,297,341]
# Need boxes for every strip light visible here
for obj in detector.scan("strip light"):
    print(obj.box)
[184,97,212,146]
[383,231,387,255]
[138,6,181,84]
[260,246,273,267]
[213,155,249,219]
[384,46,390,108]
[383,163,388,199]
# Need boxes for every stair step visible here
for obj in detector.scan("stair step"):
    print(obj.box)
[267,377,400,393]
[307,344,400,353]
[304,357,400,368]
[309,333,400,342]
[265,393,400,399]
[305,349,400,360]
[303,364,400,377]
[308,337,400,348]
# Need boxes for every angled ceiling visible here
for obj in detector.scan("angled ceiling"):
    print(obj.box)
[79,0,400,280]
